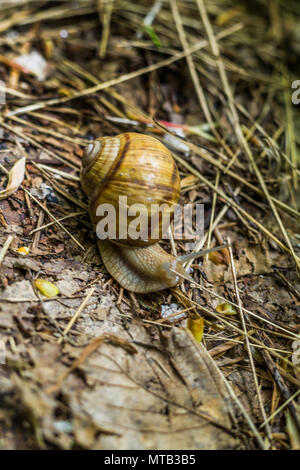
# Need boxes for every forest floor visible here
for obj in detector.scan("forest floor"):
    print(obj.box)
[0,0,299,450]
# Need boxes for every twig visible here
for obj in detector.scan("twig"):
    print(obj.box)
[23,187,85,251]
[259,389,300,429]
[29,211,86,235]
[218,367,267,449]
[98,0,114,59]
[258,344,300,433]
[0,235,13,265]
[58,287,96,344]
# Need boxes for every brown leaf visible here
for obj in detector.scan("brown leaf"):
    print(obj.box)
[63,322,239,450]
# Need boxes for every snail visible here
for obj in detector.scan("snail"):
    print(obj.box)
[81,132,226,293]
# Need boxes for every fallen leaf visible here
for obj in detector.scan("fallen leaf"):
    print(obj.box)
[34,279,59,298]
[17,246,30,255]
[216,302,238,315]
[209,250,226,265]
[0,157,26,200]
[14,50,48,81]
[187,317,204,342]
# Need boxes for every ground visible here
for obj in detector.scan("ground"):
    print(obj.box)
[0,0,299,450]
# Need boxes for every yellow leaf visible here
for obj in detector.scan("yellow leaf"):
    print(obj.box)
[208,250,225,265]
[187,317,204,343]
[17,246,30,255]
[34,279,59,298]
[58,87,72,97]
[216,302,237,315]
[215,8,241,26]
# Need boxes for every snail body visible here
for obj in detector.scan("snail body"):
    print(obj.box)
[81,132,225,293]
[98,239,188,293]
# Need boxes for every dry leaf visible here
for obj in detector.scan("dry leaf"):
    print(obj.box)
[216,302,238,315]
[180,174,198,189]
[63,323,238,450]
[17,246,30,255]
[34,279,60,298]
[0,157,26,200]
[209,250,226,265]
[14,50,48,81]
[187,317,204,342]
[215,8,241,26]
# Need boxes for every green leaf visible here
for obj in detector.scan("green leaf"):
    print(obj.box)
[143,26,162,48]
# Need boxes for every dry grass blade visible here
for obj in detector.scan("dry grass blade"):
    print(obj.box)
[154,121,300,220]
[31,162,87,210]
[195,0,300,274]
[169,0,236,160]
[227,237,273,445]
[218,368,267,449]
[259,389,300,430]
[284,76,298,190]
[0,235,13,265]
[172,284,299,371]
[97,0,114,59]
[206,171,220,255]
[0,119,80,170]
[9,115,90,146]
[258,346,300,434]
[4,23,242,118]
[29,211,86,236]
[58,287,96,343]
[170,148,300,262]
[22,187,85,251]
[176,272,300,340]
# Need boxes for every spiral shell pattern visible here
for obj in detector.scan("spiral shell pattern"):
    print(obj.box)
[81,132,180,246]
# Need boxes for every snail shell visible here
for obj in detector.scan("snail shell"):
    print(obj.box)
[81,132,181,246]
[81,132,185,293]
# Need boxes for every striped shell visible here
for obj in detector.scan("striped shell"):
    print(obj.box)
[81,132,180,247]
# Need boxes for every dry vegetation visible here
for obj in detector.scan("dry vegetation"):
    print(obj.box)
[0,0,299,450]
